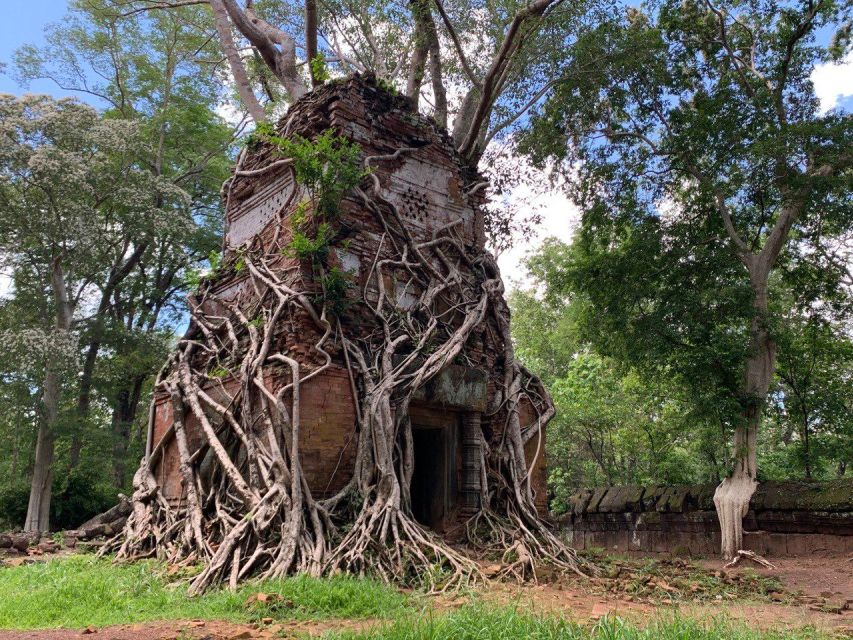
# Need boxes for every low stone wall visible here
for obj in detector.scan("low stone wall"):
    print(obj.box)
[556,479,853,556]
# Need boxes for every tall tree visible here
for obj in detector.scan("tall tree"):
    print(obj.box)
[510,238,730,509]
[0,95,190,531]
[521,0,852,557]
[13,0,234,489]
[768,309,853,479]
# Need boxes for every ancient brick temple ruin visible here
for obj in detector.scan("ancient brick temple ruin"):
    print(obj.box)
[145,75,549,538]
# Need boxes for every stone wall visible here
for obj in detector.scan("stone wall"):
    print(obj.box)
[556,479,853,556]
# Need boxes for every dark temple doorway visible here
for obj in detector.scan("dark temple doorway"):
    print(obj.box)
[410,426,449,529]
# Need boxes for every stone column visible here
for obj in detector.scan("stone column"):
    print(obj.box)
[461,412,482,514]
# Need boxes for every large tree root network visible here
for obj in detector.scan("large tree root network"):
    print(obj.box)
[104,145,588,594]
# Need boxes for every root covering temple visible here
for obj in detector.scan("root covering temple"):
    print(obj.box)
[109,74,583,593]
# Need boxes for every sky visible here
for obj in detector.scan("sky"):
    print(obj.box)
[0,0,75,96]
[1,0,851,289]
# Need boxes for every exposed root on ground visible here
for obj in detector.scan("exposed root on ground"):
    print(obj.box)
[104,136,587,594]
[724,550,776,570]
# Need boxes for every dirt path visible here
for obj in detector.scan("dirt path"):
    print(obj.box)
[0,618,385,640]
[480,553,853,634]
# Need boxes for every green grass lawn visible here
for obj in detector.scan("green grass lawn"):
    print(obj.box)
[328,606,833,640]
[0,555,409,629]
[0,556,834,639]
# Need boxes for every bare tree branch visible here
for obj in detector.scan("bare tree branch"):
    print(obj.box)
[432,0,481,88]
[456,0,562,162]
[210,0,266,121]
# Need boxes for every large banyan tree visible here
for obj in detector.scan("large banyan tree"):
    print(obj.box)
[109,75,585,592]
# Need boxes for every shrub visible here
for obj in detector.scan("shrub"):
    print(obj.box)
[51,468,117,530]
[0,480,29,528]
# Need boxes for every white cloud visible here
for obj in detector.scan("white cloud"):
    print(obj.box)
[216,98,245,127]
[495,183,580,290]
[811,52,853,114]
[0,273,11,299]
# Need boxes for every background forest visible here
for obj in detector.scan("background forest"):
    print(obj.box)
[510,238,852,514]
[0,0,850,530]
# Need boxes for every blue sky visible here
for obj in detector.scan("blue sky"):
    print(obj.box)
[0,0,80,97]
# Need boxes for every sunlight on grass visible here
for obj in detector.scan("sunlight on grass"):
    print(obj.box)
[327,606,833,640]
[0,555,409,629]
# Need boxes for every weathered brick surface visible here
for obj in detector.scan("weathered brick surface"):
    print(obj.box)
[149,74,549,531]
[557,480,852,556]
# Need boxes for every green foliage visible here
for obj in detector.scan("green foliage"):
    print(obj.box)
[255,129,362,313]
[264,129,364,221]
[0,480,29,529]
[50,468,118,531]
[246,121,276,150]
[518,0,852,483]
[328,605,829,640]
[321,266,354,316]
[760,311,853,480]
[310,52,331,83]
[208,250,223,274]
[0,556,409,629]
[511,240,731,508]
[256,130,363,292]
[0,471,116,531]
[0,0,231,522]
[287,222,334,262]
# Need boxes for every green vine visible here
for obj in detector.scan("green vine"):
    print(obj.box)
[259,128,365,315]
[310,53,330,84]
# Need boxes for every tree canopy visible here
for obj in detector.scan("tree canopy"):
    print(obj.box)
[0,1,235,531]
[516,0,851,554]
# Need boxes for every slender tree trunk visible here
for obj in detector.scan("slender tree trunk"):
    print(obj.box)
[801,415,811,479]
[111,377,145,488]
[25,398,56,532]
[25,258,74,533]
[10,441,18,479]
[210,0,266,122]
[406,0,429,105]
[305,0,319,86]
[427,23,447,128]
[714,271,774,559]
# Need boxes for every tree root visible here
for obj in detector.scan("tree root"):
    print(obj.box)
[105,147,587,594]
[724,550,776,570]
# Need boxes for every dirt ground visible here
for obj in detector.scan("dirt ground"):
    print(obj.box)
[0,554,850,639]
[485,555,853,633]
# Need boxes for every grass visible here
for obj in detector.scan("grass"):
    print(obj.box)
[0,558,835,639]
[0,555,409,629]
[327,606,833,640]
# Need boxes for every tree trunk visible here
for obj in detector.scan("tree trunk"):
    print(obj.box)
[801,415,811,479]
[24,393,56,532]
[111,377,145,488]
[713,271,774,560]
[305,0,319,86]
[406,0,429,105]
[25,258,74,533]
[210,0,266,122]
